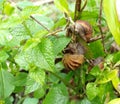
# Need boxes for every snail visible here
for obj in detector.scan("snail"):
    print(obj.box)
[62,43,85,70]
[67,20,93,42]
[62,20,93,70]
[62,53,84,70]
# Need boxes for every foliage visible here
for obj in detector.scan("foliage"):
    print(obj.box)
[0,0,120,104]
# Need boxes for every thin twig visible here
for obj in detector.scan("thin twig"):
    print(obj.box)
[98,0,106,52]
[88,35,104,43]
[30,16,50,31]
[46,29,63,36]
[74,0,82,21]
[8,0,50,32]
[80,0,87,12]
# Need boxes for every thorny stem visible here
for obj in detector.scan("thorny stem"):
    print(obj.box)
[98,0,106,53]
[8,0,50,32]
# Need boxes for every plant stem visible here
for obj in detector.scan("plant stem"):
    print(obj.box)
[80,0,87,12]
[98,0,106,53]
[74,0,82,21]
[50,71,75,91]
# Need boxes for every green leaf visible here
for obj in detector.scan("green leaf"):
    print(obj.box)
[103,0,120,45]
[80,98,91,104]
[0,69,15,99]
[111,69,120,93]
[0,100,5,104]
[52,36,70,56]
[97,70,117,84]
[86,83,98,100]
[89,66,101,77]
[81,11,98,25]
[24,38,55,72]
[17,1,33,9]
[32,15,54,29]
[0,50,9,62]
[53,17,66,29]
[88,40,104,58]
[0,30,12,46]
[23,30,47,50]
[0,0,4,11]
[113,51,120,63]
[3,2,14,15]
[108,98,120,104]
[29,68,45,87]
[23,97,38,104]
[13,72,28,86]
[0,15,23,29]
[54,0,69,15]
[15,52,29,70]
[21,6,41,20]
[25,77,40,94]
[9,24,30,47]
[43,84,69,104]
[34,88,45,99]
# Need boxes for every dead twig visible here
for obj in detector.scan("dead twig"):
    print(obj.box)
[8,0,50,32]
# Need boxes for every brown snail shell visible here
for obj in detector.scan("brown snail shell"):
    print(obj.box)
[75,20,93,42]
[62,54,84,70]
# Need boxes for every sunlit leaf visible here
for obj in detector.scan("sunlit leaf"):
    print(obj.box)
[3,2,14,15]
[103,0,120,45]
[23,30,47,50]
[29,68,45,86]
[89,66,101,77]
[111,69,120,93]
[97,70,117,84]
[108,98,120,104]
[54,0,69,15]
[21,6,42,20]
[25,77,40,94]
